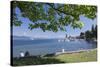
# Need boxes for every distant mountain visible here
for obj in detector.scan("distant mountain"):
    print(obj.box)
[13,36,31,40]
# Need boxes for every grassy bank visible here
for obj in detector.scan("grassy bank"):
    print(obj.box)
[54,49,97,63]
[12,49,97,66]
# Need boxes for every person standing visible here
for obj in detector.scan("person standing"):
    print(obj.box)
[19,51,25,57]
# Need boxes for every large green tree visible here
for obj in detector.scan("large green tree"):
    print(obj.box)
[11,1,97,32]
[85,25,97,40]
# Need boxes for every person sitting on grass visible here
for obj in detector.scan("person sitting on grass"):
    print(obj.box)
[25,51,30,57]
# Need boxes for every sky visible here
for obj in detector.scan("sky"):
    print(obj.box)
[13,6,97,39]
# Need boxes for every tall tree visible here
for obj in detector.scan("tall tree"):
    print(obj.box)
[85,25,97,40]
[91,25,95,37]
[80,32,85,39]
[94,25,97,39]
[11,1,97,32]
[85,30,92,40]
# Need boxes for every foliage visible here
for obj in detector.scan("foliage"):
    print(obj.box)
[95,25,97,38]
[12,56,65,66]
[44,53,55,57]
[85,30,93,39]
[85,25,97,40]
[11,1,97,32]
[80,32,85,39]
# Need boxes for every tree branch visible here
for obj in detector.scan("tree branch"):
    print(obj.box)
[46,3,73,16]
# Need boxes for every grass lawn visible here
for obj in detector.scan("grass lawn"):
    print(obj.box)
[12,49,97,66]
[53,49,97,63]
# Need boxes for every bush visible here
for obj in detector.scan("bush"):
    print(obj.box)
[44,53,55,57]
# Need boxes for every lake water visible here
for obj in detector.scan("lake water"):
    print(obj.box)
[12,39,97,57]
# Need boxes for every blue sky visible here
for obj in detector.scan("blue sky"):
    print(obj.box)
[13,7,97,38]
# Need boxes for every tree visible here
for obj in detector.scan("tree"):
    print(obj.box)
[91,25,95,37]
[94,25,97,39]
[80,32,85,39]
[85,30,92,40]
[91,25,97,39]
[11,1,97,32]
[84,25,97,40]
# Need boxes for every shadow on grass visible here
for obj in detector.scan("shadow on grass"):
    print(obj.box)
[12,56,65,66]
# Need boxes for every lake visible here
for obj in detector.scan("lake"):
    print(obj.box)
[12,39,97,57]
